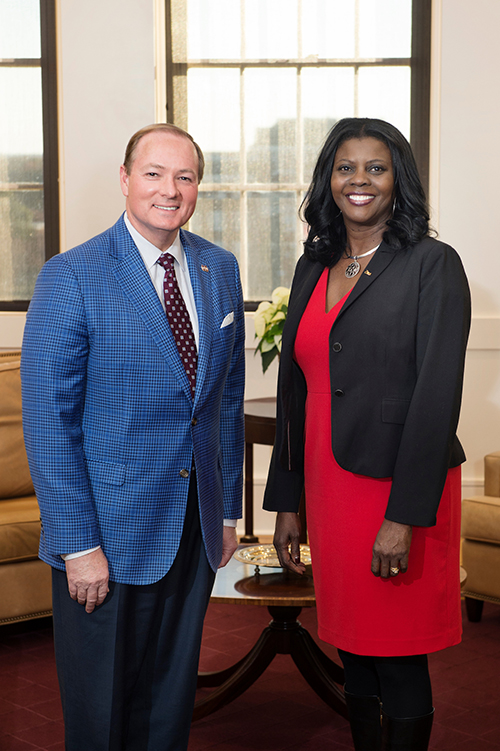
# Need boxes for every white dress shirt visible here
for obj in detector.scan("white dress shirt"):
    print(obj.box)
[124,214,200,346]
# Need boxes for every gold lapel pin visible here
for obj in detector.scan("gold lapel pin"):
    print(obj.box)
[201,264,209,272]
[364,270,372,276]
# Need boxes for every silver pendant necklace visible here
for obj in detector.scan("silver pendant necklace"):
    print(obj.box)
[344,246,378,278]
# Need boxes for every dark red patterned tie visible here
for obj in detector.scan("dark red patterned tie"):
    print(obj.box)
[157,252,197,398]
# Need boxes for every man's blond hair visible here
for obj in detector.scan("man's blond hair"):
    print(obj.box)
[123,123,205,182]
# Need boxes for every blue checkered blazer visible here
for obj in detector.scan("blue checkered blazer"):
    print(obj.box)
[21,215,245,585]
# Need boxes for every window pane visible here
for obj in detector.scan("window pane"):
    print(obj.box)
[357,67,411,139]
[301,68,355,183]
[301,0,355,59]
[187,68,240,183]
[247,192,297,300]
[245,69,297,184]
[190,192,240,261]
[0,152,43,185]
[186,0,240,59]
[0,67,43,156]
[358,0,412,58]
[0,190,44,300]
[0,66,44,301]
[245,0,298,59]
[0,0,41,58]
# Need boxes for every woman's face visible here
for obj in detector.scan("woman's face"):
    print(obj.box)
[330,137,395,230]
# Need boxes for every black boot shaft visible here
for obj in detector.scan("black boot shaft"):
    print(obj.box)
[381,708,434,750]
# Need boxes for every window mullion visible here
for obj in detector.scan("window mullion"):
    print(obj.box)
[40,0,59,263]
[239,0,248,296]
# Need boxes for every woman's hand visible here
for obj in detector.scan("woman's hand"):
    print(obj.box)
[371,518,412,579]
[273,512,307,575]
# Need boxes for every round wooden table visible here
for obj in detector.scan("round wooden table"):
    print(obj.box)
[193,552,347,721]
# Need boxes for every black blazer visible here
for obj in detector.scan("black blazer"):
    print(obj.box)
[263,237,471,527]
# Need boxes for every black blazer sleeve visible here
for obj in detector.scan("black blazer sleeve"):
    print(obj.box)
[263,255,319,515]
[383,241,470,525]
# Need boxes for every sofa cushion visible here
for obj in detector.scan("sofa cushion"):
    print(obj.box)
[485,451,500,497]
[0,559,52,624]
[461,495,500,544]
[0,359,35,498]
[461,538,500,602]
[0,496,41,563]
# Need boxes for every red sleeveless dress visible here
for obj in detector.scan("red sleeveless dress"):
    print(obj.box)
[294,268,462,656]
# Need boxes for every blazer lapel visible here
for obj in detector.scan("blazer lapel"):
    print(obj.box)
[284,242,398,348]
[109,218,193,402]
[334,241,397,320]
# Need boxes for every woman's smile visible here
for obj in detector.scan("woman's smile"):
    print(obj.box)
[346,193,376,206]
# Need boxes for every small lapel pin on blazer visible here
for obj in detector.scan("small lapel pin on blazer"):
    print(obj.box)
[201,264,209,272]
[364,270,372,276]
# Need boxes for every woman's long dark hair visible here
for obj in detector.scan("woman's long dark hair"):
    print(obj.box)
[302,118,431,266]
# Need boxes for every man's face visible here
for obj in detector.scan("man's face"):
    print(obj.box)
[120,131,199,250]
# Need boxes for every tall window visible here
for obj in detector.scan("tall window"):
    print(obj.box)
[0,0,59,311]
[166,0,431,302]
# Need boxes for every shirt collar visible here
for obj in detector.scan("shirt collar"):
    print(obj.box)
[124,212,187,272]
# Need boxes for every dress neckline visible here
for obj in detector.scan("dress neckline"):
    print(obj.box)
[321,267,351,315]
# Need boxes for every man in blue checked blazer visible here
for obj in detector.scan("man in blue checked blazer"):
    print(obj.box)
[21,123,245,751]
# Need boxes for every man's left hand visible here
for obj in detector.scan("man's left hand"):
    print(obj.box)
[65,548,109,613]
[218,526,238,568]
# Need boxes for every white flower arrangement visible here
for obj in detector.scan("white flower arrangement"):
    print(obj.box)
[253,286,290,373]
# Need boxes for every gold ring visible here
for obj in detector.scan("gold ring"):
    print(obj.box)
[390,567,400,576]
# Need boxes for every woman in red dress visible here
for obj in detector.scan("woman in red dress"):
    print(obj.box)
[264,118,470,751]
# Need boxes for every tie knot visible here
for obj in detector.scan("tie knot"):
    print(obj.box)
[157,252,175,271]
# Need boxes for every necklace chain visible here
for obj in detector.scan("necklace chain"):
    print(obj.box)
[345,247,378,261]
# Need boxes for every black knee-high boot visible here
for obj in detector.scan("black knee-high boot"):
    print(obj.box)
[344,689,382,750]
[381,709,434,750]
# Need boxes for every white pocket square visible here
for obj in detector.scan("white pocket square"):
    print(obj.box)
[220,312,234,328]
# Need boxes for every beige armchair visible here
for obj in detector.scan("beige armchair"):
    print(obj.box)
[461,451,500,622]
[0,351,52,624]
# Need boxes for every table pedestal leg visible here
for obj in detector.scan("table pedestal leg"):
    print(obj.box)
[193,605,347,721]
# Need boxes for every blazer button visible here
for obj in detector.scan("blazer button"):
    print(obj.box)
[332,342,342,352]
[179,468,190,478]
[334,389,345,397]
[191,418,198,426]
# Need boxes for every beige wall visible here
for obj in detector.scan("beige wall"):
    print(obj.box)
[2,0,499,533]
[431,0,500,496]
[58,0,156,250]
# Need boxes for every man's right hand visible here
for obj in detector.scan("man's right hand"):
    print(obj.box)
[65,548,110,614]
